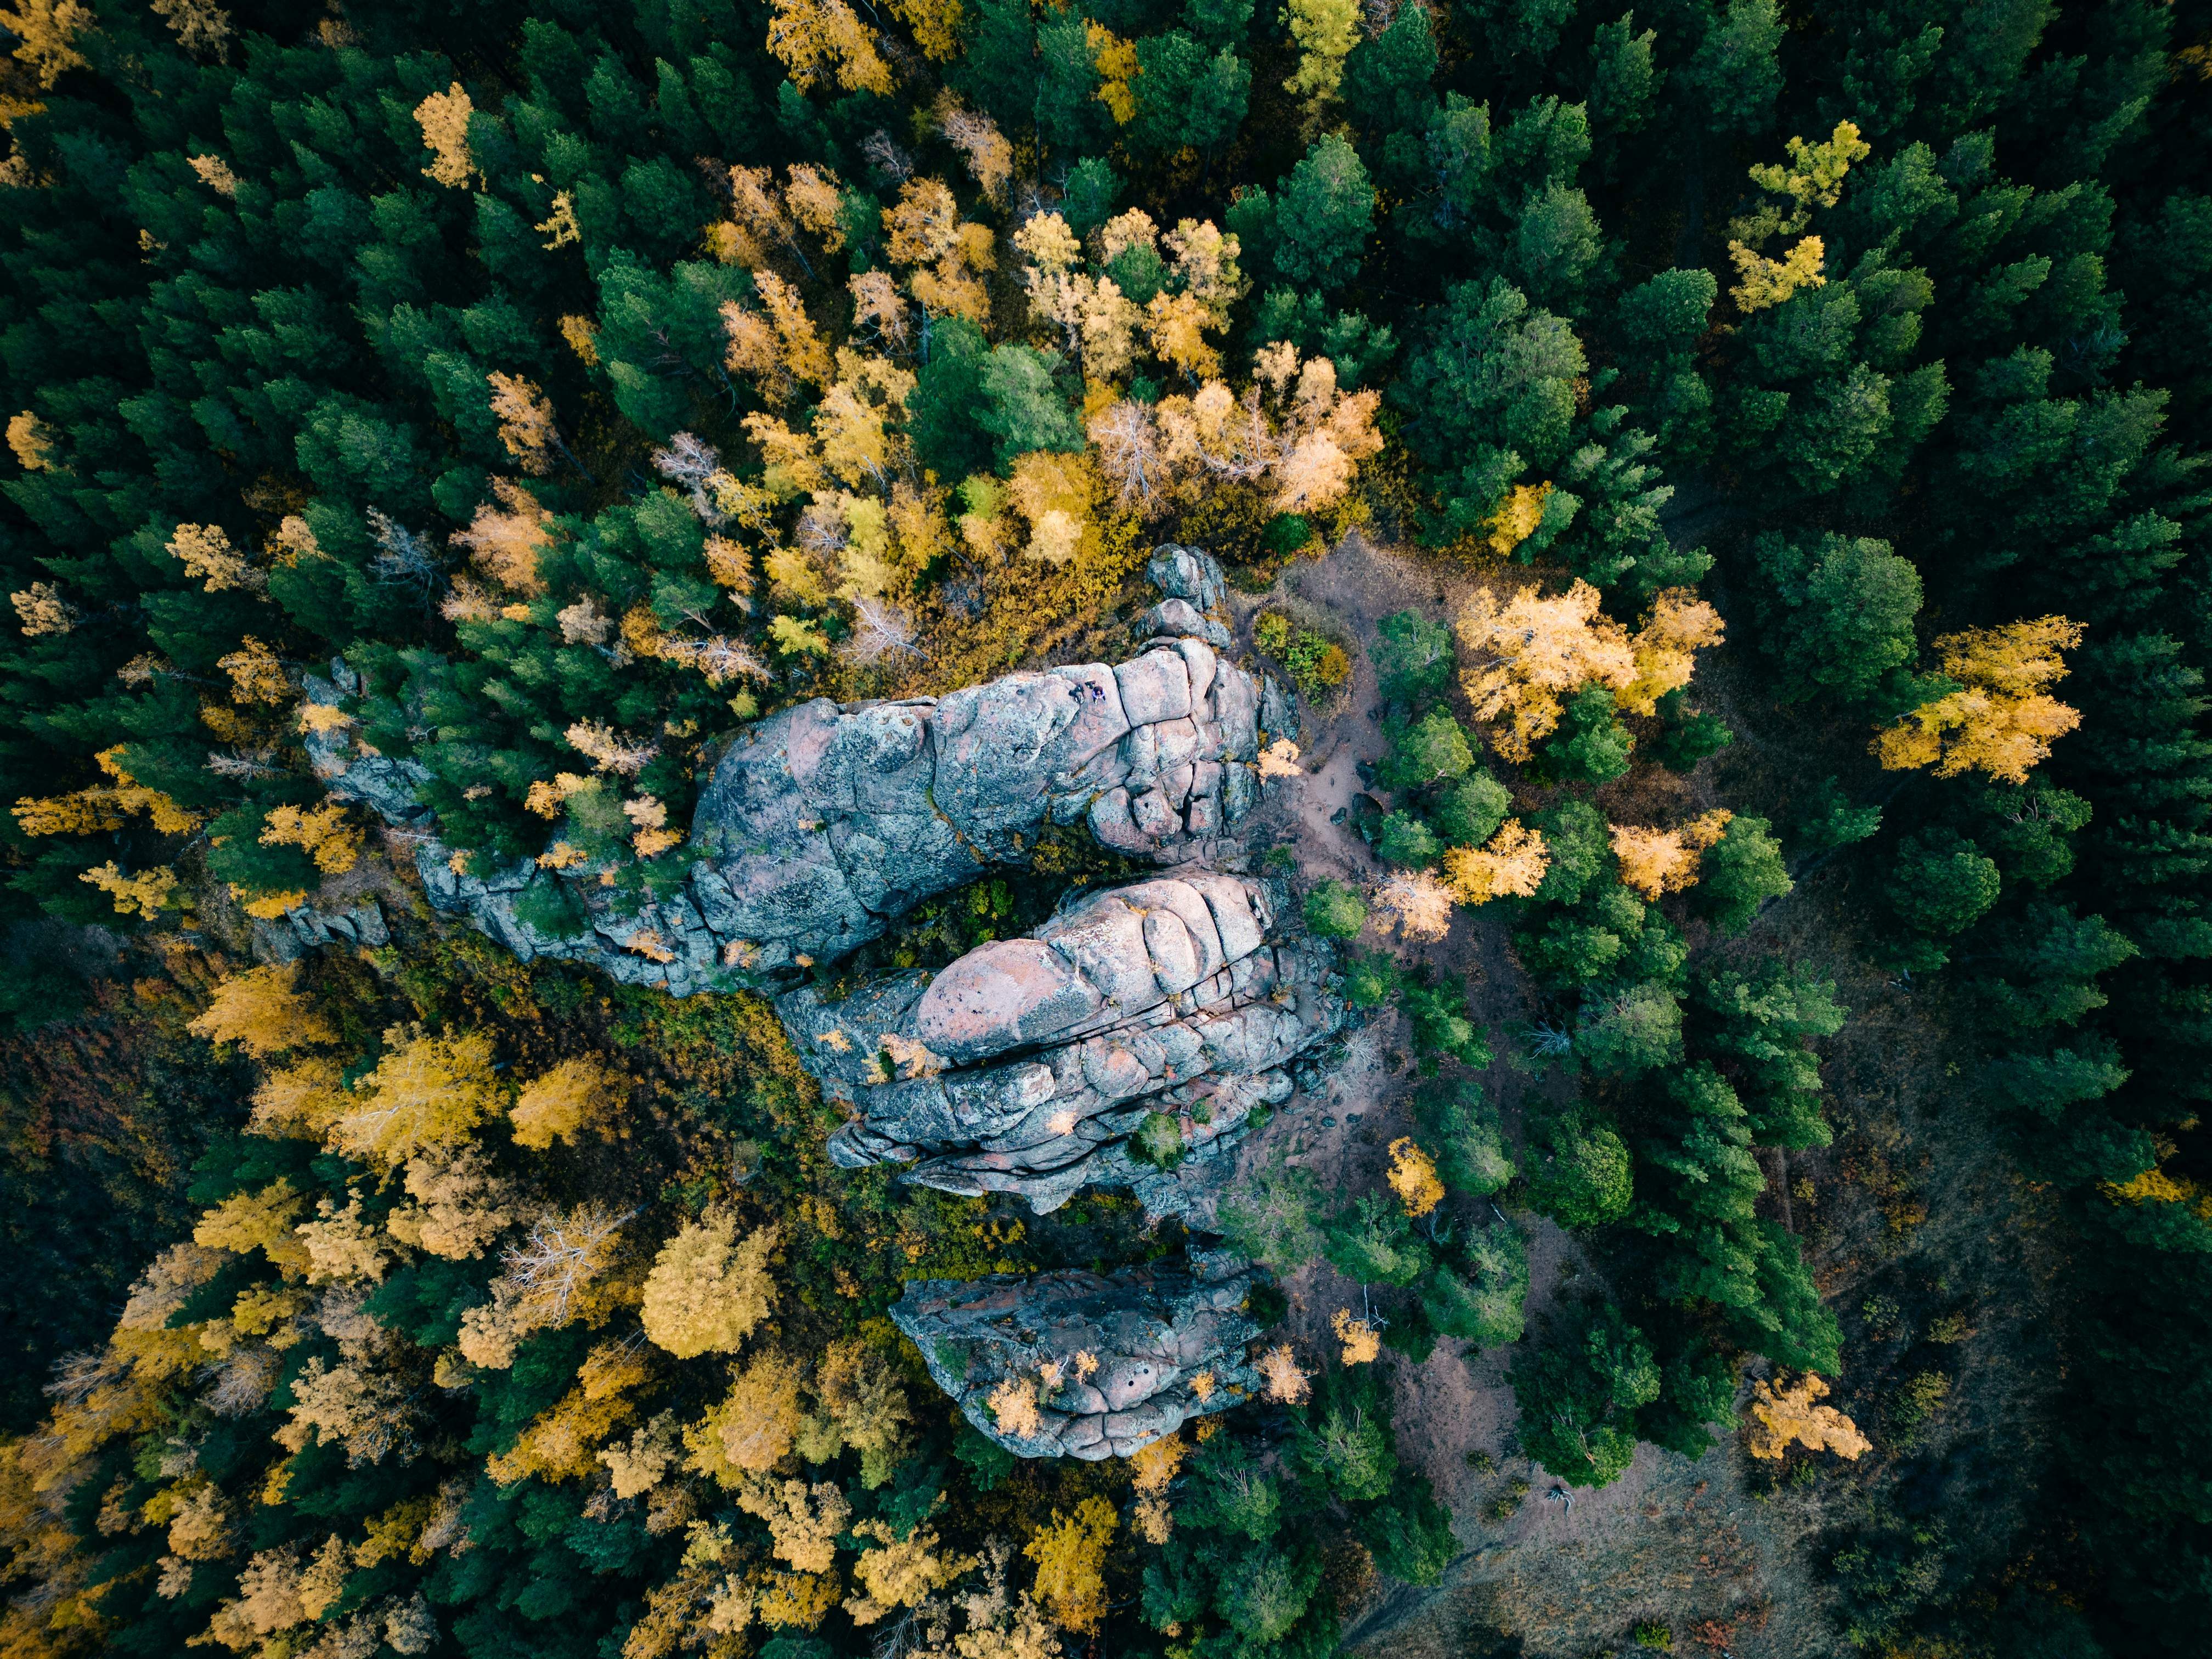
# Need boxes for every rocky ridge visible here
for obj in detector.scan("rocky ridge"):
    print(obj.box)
[300,546,1319,1460]
[308,547,1297,992]
[888,1249,1263,1459]
[781,871,1344,1218]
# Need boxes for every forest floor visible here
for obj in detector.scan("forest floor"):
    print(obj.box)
[1199,533,2074,1657]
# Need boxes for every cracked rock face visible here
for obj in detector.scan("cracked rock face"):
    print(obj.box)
[889,1250,1262,1459]
[780,872,1344,1217]
[315,546,1294,994]
[689,624,1261,975]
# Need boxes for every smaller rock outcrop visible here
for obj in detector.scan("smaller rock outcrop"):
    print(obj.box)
[890,1249,1262,1459]
[782,872,1344,1217]
[249,898,390,965]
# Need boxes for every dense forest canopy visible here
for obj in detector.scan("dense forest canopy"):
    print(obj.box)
[1,1,2208,1657]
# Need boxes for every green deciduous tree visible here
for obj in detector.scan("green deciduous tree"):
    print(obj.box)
[1433,771,1513,847]
[1379,707,1475,788]
[1539,682,1635,785]
[1304,878,1368,939]
[1372,607,1454,706]
[1510,1304,1659,1487]
[1695,961,1847,1148]
[1887,827,2001,943]
[1396,278,1584,540]
[1323,1194,1426,1286]
[1412,1079,1516,1195]
[1699,815,1792,932]
[1234,133,1376,294]
[1749,531,1925,708]
[1525,1108,1633,1226]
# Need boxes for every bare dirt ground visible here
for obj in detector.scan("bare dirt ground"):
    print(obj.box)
[1203,533,2070,1658]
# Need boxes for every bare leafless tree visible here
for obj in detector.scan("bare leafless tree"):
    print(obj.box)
[842,595,926,665]
[365,508,443,593]
[861,128,914,184]
[501,1204,636,1323]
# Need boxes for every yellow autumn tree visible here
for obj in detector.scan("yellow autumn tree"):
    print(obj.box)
[1741,1373,1871,1460]
[1457,579,1720,754]
[330,1025,500,1166]
[599,1412,682,1499]
[1331,1308,1380,1365]
[1442,819,1551,905]
[11,578,71,634]
[385,1146,517,1260]
[1255,1344,1311,1404]
[1726,121,1867,313]
[193,1178,307,1262]
[247,1056,349,1139]
[488,373,560,475]
[80,862,178,921]
[1024,1497,1116,1634]
[845,1518,971,1623]
[452,477,551,594]
[456,1203,633,1368]
[218,635,290,703]
[189,962,337,1058]
[1281,0,1358,103]
[688,1351,809,1480]
[1729,236,1826,312]
[1372,870,1455,942]
[641,1216,778,1359]
[259,802,363,876]
[1742,120,1871,236]
[1610,810,1734,900]
[167,522,262,592]
[1874,617,2085,783]
[15,746,199,840]
[413,81,475,187]
[1128,1435,1187,1544]
[7,410,58,470]
[797,1339,913,1485]
[509,1054,625,1149]
[987,1374,1045,1441]
[294,1194,395,1284]
[1455,579,1637,759]
[1386,1138,1444,1217]
[739,1476,853,1574]
[936,94,1011,199]
[1,0,92,89]
[487,1343,650,1485]
[765,0,894,95]
[1620,589,1725,714]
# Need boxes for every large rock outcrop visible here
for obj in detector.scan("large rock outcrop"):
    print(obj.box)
[890,1250,1263,1459]
[779,872,1344,1217]
[312,546,1296,992]
[298,546,1324,1463]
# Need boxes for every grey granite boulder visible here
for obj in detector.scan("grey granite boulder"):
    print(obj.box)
[1148,543,1230,614]
[889,1249,1263,1459]
[311,548,1288,990]
[782,871,1344,1217]
[687,630,1262,974]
